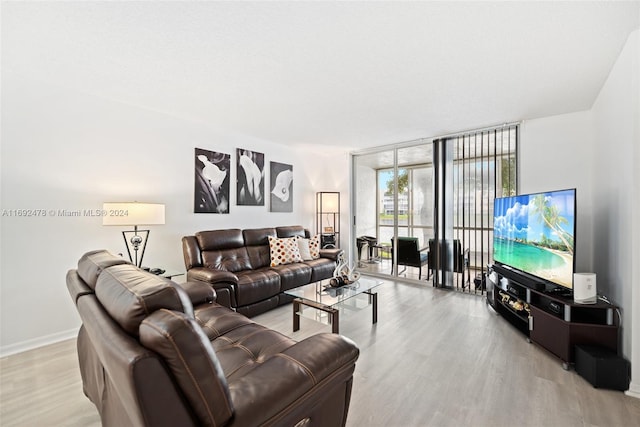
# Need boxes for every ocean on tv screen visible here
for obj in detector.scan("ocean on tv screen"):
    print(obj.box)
[493,190,575,289]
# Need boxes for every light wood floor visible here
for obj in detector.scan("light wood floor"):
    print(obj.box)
[2,279,639,426]
[356,257,477,291]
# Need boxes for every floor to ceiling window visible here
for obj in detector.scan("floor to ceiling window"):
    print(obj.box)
[353,143,433,280]
[352,124,518,292]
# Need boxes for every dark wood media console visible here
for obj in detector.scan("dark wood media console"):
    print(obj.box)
[488,264,619,369]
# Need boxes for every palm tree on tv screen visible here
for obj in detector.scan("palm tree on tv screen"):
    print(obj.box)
[531,195,574,255]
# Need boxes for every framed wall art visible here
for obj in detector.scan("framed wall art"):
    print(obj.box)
[270,161,293,212]
[194,148,230,213]
[236,148,265,206]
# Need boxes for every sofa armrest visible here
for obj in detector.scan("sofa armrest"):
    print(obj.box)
[67,270,94,304]
[213,288,231,308]
[179,281,217,305]
[319,248,343,261]
[179,280,232,309]
[186,267,238,285]
[186,267,238,307]
[229,333,359,426]
[280,333,359,380]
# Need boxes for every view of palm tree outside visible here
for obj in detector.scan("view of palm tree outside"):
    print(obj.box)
[377,167,433,249]
[353,125,517,286]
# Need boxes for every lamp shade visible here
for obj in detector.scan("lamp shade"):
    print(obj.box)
[102,202,165,226]
[317,192,340,213]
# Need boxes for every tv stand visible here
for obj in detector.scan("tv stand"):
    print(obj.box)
[488,264,618,369]
[546,287,573,298]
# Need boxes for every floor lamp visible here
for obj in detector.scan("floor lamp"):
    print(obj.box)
[316,192,340,248]
[102,202,165,267]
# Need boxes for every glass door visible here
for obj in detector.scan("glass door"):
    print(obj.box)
[353,149,395,276]
[395,145,434,259]
[352,142,433,282]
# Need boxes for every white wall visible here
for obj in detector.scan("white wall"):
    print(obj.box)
[591,29,639,398]
[519,111,595,273]
[296,143,351,249]
[520,29,638,396]
[0,76,341,355]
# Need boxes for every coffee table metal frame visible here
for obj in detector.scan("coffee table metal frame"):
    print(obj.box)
[286,278,381,334]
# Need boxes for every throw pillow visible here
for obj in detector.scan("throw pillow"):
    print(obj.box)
[296,237,313,261]
[309,234,321,260]
[268,236,303,267]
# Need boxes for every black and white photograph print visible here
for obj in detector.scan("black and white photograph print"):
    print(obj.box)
[194,148,230,214]
[270,161,293,212]
[236,148,265,206]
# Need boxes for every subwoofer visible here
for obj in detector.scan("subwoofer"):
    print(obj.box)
[575,345,630,391]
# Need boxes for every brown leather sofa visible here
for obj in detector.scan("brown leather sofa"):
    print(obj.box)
[183,225,343,317]
[67,249,359,427]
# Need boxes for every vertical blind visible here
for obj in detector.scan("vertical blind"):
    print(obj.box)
[447,125,518,292]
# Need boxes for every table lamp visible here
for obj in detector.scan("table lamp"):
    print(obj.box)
[102,202,165,267]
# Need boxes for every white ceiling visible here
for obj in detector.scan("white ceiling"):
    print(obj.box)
[3,1,639,150]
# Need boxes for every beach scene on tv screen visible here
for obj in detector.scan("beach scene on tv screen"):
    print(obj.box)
[493,190,575,289]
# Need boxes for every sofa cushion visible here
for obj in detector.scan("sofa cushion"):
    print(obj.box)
[235,269,281,306]
[216,322,298,381]
[201,248,252,273]
[197,229,253,272]
[77,249,131,290]
[194,305,297,381]
[304,258,338,282]
[268,236,302,267]
[243,227,276,246]
[196,229,244,251]
[275,225,307,238]
[139,309,234,427]
[270,263,312,291]
[95,264,193,336]
[243,227,276,269]
[194,303,256,341]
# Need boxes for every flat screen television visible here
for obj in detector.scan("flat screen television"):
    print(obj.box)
[493,188,576,290]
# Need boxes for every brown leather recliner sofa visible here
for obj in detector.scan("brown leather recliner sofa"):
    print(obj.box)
[67,249,359,427]
[183,225,342,317]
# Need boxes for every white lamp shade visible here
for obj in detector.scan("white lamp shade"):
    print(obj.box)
[318,192,340,213]
[102,202,165,226]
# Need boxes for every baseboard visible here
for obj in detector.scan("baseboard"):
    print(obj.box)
[0,328,79,358]
[625,381,640,399]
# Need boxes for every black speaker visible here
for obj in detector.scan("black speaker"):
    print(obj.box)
[575,345,630,391]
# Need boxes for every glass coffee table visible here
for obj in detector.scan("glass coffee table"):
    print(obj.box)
[284,277,383,334]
